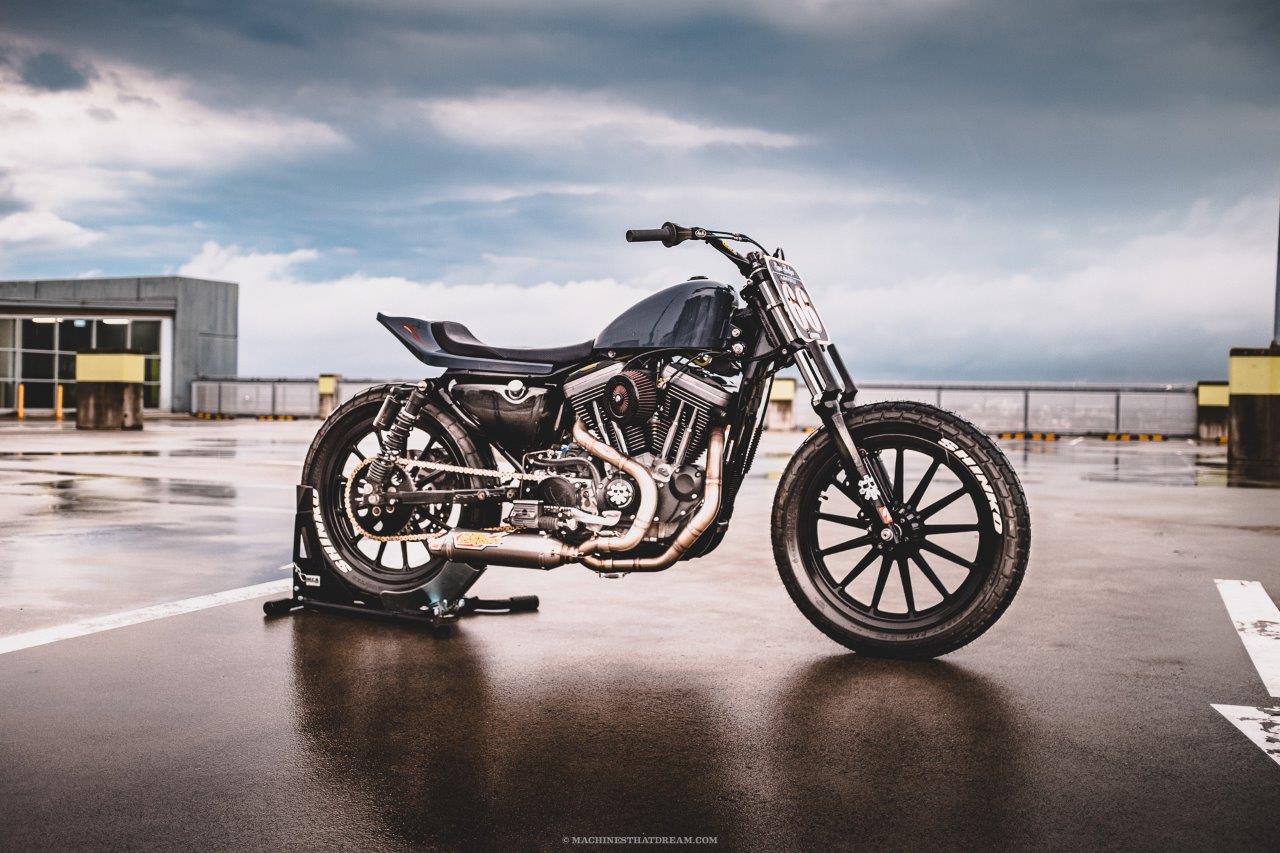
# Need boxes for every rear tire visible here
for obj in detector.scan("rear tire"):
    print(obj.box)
[772,401,1029,659]
[300,384,496,595]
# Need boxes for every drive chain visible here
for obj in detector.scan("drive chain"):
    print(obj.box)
[342,453,548,543]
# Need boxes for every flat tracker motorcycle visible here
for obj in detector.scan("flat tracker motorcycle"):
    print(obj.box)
[298,223,1030,657]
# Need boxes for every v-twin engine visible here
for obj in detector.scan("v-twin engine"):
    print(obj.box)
[563,362,733,470]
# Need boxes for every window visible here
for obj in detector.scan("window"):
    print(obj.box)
[59,318,92,352]
[22,319,55,351]
[94,320,127,350]
[24,382,54,408]
[2,315,168,411]
[22,352,55,381]
[131,320,160,355]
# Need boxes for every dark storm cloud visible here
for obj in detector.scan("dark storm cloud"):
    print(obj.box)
[1,0,1277,378]
[17,50,93,91]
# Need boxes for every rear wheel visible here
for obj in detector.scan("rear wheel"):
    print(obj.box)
[772,401,1029,658]
[300,384,496,594]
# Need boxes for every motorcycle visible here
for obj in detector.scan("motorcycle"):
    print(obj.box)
[301,223,1030,658]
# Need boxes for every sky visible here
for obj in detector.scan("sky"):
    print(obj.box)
[0,0,1277,381]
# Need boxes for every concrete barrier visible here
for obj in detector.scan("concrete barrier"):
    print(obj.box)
[1228,346,1280,462]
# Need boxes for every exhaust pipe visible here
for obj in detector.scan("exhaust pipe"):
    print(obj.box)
[580,426,725,573]
[426,419,659,568]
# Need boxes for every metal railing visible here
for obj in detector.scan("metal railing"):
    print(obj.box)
[795,381,1197,436]
[191,378,406,417]
[191,377,1199,436]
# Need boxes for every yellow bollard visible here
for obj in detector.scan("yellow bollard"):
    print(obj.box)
[16,383,24,420]
[55,384,64,421]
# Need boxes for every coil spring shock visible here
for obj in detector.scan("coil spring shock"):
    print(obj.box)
[365,381,431,488]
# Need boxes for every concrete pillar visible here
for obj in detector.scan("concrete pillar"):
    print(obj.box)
[1196,381,1229,442]
[1227,345,1280,462]
[75,353,145,431]
[766,377,795,430]
[318,374,340,419]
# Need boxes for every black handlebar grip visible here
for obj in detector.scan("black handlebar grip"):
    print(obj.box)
[625,222,692,247]
[626,227,668,243]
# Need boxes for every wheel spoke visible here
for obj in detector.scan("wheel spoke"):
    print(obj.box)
[816,511,869,529]
[911,552,950,598]
[906,458,940,508]
[919,539,976,570]
[375,541,387,566]
[351,447,366,462]
[818,534,873,558]
[869,556,892,612]
[893,448,904,502]
[417,512,448,533]
[400,541,409,570]
[837,549,879,588]
[918,486,968,520]
[375,429,386,451]
[897,557,915,615]
[831,475,861,504]
[922,523,982,535]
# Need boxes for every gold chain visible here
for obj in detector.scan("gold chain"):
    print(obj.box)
[341,454,548,543]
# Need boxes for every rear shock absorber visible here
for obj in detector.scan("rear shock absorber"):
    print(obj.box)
[365,381,431,488]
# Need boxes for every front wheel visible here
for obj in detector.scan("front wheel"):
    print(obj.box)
[772,401,1030,659]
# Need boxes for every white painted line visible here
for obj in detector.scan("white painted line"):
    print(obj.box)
[1214,579,1280,698]
[0,571,292,656]
[1069,437,1084,446]
[1212,704,1280,767]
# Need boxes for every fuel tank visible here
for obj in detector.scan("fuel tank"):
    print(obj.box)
[594,279,736,352]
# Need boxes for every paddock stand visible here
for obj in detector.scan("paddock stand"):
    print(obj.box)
[262,486,538,637]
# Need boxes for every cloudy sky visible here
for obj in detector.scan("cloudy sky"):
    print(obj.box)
[0,0,1277,380]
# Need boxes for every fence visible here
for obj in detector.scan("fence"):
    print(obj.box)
[191,378,405,418]
[190,377,1198,437]
[808,381,1197,436]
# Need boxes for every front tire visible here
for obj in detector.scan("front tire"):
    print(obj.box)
[772,401,1029,658]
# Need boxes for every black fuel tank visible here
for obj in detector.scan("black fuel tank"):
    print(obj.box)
[594,280,736,352]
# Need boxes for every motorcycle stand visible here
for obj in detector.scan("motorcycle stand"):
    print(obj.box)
[262,486,538,637]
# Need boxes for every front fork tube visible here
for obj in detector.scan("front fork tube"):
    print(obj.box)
[814,400,897,535]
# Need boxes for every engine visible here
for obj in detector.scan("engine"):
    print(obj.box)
[561,360,734,539]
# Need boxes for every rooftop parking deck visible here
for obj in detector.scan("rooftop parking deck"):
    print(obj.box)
[1,419,1278,850]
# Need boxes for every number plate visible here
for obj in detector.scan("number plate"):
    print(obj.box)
[766,256,829,344]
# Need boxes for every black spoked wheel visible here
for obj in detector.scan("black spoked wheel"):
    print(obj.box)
[301,384,496,594]
[773,401,1029,658]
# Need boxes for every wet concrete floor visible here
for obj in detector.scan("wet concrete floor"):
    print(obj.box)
[1,420,1278,850]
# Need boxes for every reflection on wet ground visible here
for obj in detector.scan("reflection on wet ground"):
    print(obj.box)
[2,420,1280,848]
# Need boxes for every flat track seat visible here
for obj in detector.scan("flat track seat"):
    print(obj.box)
[430,321,594,367]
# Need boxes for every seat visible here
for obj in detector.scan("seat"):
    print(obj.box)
[430,321,595,368]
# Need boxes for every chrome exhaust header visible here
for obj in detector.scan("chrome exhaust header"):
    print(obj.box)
[426,419,660,569]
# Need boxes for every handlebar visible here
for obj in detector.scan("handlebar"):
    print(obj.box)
[625,222,766,276]
[625,222,692,248]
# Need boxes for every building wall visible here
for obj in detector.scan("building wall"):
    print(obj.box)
[0,276,237,413]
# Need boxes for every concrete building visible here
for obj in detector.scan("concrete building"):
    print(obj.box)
[0,276,237,414]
